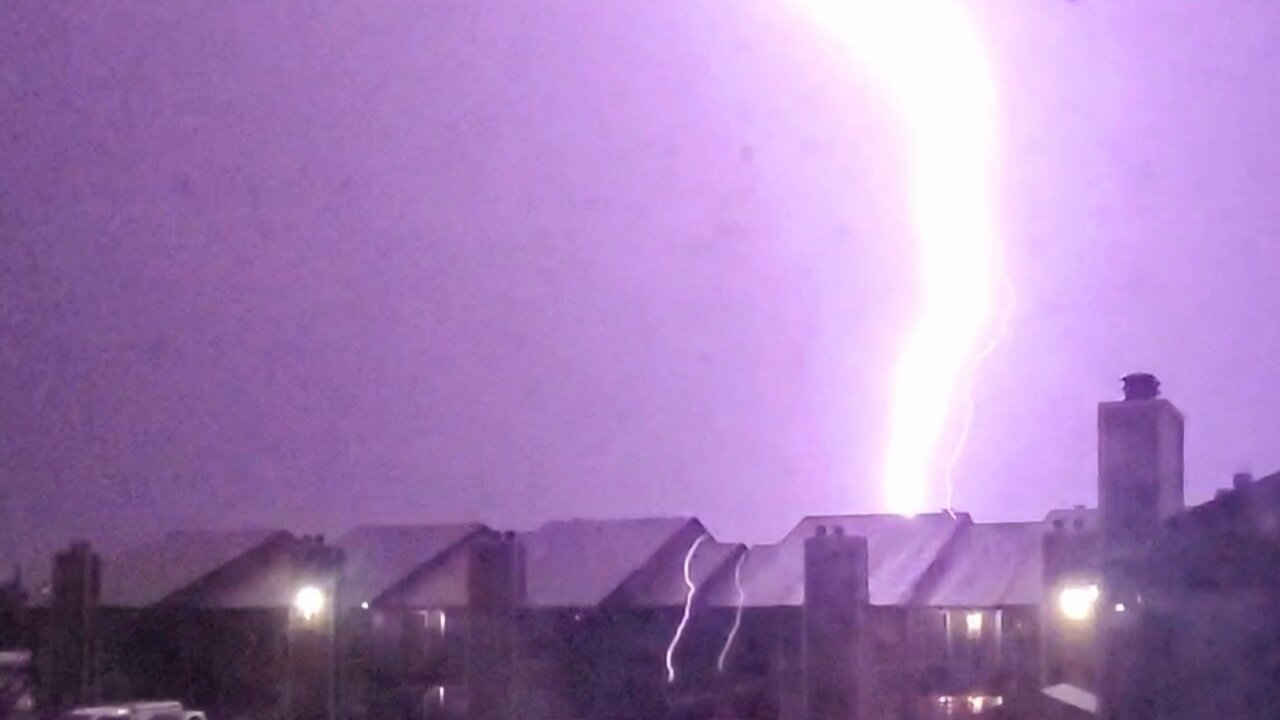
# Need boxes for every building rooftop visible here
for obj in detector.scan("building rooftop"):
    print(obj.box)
[709,513,969,607]
[914,521,1045,607]
[21,512,1064,612]
[521,517,703,608]
[103,529,291,607]
[618,537,744,607]
[335,523,487,609]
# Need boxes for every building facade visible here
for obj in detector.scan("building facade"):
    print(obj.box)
[10,374,1271,720]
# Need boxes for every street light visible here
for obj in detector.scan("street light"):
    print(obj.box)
[294,585,327,623]
[1057,583,1099,622]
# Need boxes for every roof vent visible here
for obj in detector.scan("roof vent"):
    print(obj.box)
[1121,373,1160,401]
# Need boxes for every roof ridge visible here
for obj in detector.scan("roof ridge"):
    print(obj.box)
[368,526,492,608]
[348,522,484,532]
[539,515,695,526]
[154,530,294,606]
[602,519,706,607]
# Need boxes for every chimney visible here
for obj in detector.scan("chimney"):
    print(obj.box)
[1120,372,1159,401]
[1098,373,1185,548]
[49,541,101,710]
[803,526,869,720]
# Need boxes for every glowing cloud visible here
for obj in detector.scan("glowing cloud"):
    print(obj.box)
[794,0,1003,515]
[666,533,709,683]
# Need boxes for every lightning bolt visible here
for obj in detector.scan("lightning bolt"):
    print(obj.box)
[666,533,708,684]
[717,549,748,673]
[793,0,1004,516]
[944,265,1015,512]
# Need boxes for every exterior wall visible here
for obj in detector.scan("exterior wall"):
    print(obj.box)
[996,607,1041,704]
[345,608,466,720]
[1101,483,1280,720]
[509,605,802,720]
[900,606,1041,718]
[512,607,679,720]
[1097,398,1184,548]
[1041,524,1101,690]
[98,607,290,719]
[27,605,289,719]
[867,606,912,720]
[1104,590,1280,720]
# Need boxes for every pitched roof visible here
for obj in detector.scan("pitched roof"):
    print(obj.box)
[375,537,473,609]
[522,517,700,607]
[708,513,967,607]
[102,530,289,607]
[914,521,1045,607]
[619,538,743,607]
[335,524,486,609]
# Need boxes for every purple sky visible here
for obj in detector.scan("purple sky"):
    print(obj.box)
[3,1,1280,562]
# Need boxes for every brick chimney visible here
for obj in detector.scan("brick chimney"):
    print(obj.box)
[1098,373,1185,548]
[803,526,869,720]
[48,541,101,710]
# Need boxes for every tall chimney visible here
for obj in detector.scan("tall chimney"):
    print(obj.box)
[1098,373,1184,547]
[803,526,869,720]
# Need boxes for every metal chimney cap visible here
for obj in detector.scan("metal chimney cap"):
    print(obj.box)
[1121,373,1160,401]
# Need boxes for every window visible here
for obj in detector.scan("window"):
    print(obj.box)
[965,611,983,639]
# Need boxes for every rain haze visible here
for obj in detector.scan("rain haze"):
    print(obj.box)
[3,0,1280,563]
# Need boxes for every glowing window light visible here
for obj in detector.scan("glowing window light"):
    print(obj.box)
[293,585,326,622]
[1114,602,1126,613]
[792,0,1004,516]
[418,609,448,634]
[1058,584,1100,622]
[968,695,1003,712]
[964,610,983,638]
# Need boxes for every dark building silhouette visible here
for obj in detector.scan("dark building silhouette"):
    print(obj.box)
[20,372,1280,720]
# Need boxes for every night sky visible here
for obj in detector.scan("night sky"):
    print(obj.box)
[3,1,1280,564]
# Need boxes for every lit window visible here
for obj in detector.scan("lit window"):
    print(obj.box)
[419,609,448,634]
[1057,583,1100,622]
[965,611,983,638]
[968,695,1003,712]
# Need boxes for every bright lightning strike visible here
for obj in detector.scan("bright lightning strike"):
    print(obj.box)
[943,267,1015,511]
[716,550,748,673]
[794,0,1004,516]
[665,533,708,684]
